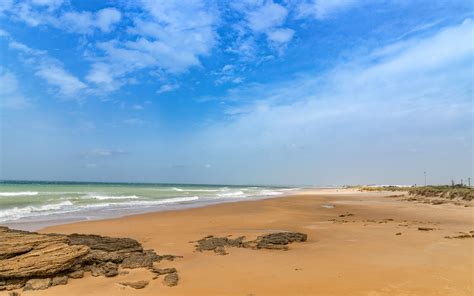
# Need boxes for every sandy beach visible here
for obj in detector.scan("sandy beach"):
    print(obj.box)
[12,188,468,296]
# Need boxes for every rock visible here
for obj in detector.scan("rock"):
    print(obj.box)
[68,270,84,279]
[67,233,142,253]
[102,262,119,277]
[195,236,245,253]
[0,227,89,279]
[121,252,156,269]
[1,279,26,291]
[418,227,435,231]
[395,232,402,235]
[158,254,183,261]
[215,246,228,255]
[252,232,307,249]
[151,267,177,275]
[163,272,179,287]
[120,280,149,289]
[23,278,52,291]
[193,232,307,253]
[51,275,68,286]
[0,227,177,291]
[9,291,21,296]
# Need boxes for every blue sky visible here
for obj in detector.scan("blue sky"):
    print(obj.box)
[0,0,472,185]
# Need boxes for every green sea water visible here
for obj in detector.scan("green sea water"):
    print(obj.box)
[0,181,298,229]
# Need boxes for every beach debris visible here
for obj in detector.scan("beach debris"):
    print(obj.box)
[417,227,435,231]
[338,213,354,218]
[119,280,149,289]
[163,272,179,287]
[395,233,402,235]
[0,226,181,291]
[194,232,308,254]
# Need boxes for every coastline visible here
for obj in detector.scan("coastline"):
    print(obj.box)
[20,188,472,296]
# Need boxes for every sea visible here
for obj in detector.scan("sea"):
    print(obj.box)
[0,181,300,230]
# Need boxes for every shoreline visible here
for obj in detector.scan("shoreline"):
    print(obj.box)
[1,188,472,295]
[23,188,472,296]
[3,187,309,232]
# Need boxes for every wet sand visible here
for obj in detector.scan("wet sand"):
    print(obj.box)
[33,189,473,296]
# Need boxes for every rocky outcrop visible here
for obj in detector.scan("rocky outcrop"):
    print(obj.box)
[194,232,308,254]
[0,227,181,291]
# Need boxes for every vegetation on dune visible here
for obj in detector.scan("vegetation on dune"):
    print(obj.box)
[407,185,473,201]
[356,184,473,202]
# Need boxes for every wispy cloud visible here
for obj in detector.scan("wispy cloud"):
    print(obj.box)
[156,83,179,94]
[0,69,31,109]
[81,149,128,159]
[190,19,473,184]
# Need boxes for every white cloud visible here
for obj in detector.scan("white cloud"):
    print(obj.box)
[5,37,87,98]
[84,0,218,93]
[60,7,122,34]
[0,69,31,109]
[246,1,288,32]
[190,20,473,185]
[295,0,357,19]
[82,149,128,158]
[266,28,295,44]
[35,64,87,96]
[156,83,179,94]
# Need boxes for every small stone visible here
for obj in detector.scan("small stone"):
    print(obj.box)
[418,227,435,231]
[151,267,177,275]
[68,270,84,279]
[120,280,149,289]
[51,275,68,286]
[9,292,21,296]
[163,272,179,287]
[102,262,119,277]
[23,279,52,291]
[395,232,402,235]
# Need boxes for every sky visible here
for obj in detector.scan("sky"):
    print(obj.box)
[0,0,472,186]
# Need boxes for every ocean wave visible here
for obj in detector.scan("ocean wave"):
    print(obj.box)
[0,191,39,197]
[0,201,74,222]
[216,191,246,198]
[84,195,141,200]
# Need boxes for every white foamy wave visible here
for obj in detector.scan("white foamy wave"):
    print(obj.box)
[0,201,74,222]
[85,195,141,200]
[216,191,246,198]
[0,191,39,197]
[258,190,283,196]
[172,187,184,192]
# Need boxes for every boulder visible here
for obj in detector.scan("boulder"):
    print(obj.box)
[67,233,142,253]
[151,267,177,275]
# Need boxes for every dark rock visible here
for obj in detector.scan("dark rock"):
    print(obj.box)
[102,262,119,277]
[23,278,52,291]
[195,236,245,253]
[68,270,84,279]
[9,291,21,296]
[396,232,402,235]
[120,280,149,289]
[122,253,154,269]
[252,232,307,249]
[51,275,68,286]
[158,254,183,261]
[163,272,179,287]
[194,232,307,253]
[418,227,435,231]
[67,233,142,253]
[151,267,177,275]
